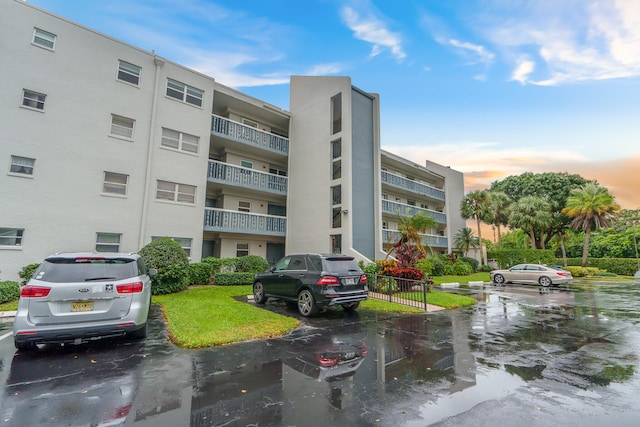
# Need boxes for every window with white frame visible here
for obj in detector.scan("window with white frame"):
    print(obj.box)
[152,236,192,256]
[96,232,121,252]
[0,228,24,247]
[117,60,141,86]
[238,201,251,212]
[236,242,249,257]
[102,172,128,196]
[161,128,199,154]
[110,114,135,139]
[166,78,203,107]
[22,89,46,110]
[9,155,35,175]
[156,180,196,204]
[32,28,56,50]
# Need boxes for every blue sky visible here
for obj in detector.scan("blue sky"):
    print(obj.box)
[28,0,640,208]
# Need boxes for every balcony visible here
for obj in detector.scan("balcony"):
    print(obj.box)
[208,160,287,195]
[211,115,288,156]
[381,171,445,201]
[204,208,286,236]
[382,229,448,248]
[382,200,446,224]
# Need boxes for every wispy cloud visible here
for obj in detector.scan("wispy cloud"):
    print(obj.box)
[449,39,495,65]
[340,4,406,61]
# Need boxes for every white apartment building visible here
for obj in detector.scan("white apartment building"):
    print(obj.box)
[0,0,465,281]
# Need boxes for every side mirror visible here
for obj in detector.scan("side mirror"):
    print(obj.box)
[148,268,158,277]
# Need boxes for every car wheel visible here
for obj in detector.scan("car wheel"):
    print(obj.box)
[253,281,267,304]
[493,274,505,285]
[129,321,148,339]
[15,340,36,352]
[297,290,318,317]
[538,276,552,287]
[342,302,360,312]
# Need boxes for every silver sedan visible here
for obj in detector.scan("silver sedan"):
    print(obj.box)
[490,264,573,287]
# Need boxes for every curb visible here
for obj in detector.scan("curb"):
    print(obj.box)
[0,311,16,319]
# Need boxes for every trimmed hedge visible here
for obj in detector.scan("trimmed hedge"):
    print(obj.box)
[235,255,270,274]
[561,258,640,276]
[139,237,189,295]
[459,256,479,273]
[19,263,40,285]
[189,262,214,285]
[0,281,20,304]
[212,272,254,286]
[202,257,236,273]
[488,249,556,269]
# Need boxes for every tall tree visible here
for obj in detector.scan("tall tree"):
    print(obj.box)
[487,191,511,249]
[460,190,492,265]
[508,196,553,249]
[454,227,479,257]
[387,211,439,263]
[562,183,620,267]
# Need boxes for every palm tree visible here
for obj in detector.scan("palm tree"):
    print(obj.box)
[460,190,492,265]
[487,192,511,249]
[562,183,620,267]
[508,196,553,249]
[454,227,479,257]
[387,210,439,259]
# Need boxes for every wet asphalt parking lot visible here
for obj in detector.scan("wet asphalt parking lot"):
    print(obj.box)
[0,280,639,427]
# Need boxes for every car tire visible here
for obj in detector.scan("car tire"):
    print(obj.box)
[253,281,267,304]
[538,276,552,287]
[342,302,360,312]
[493,274,505,285]
[297,290,318,317]
[129,321,148,339]
[15,340,36,352]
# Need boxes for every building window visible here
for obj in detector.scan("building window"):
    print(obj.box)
[331,93,342,134]
[156,180,196,204]
[32,28,56,50]
[0,228,24,247]
[236,243,249,257]
[103,172,128,196]
[110,114,135,139]
[9,155,35,175]
[407,199,416,206]
[331,139,341,159]
[152,236,192,257]
[96,233,121,252]
[332,207,342,228]
[22,89,46,110]
[332,159,341,180]
[382,221,388,230]
[242,118,258,128]
[331,185,341,205]
[330,234,342,254]
[161,128,199,154]
[238,201,251,212]
[269,166,287,176]
[382,193,388,200]
[166,78,203,107]
[117,60,141,86]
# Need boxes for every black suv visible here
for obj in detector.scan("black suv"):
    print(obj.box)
[253,254,368,316]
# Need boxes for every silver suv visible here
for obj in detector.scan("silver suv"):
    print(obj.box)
[13,252,154,351]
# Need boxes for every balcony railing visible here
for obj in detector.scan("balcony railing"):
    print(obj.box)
[381,171,445,201]
[204,208,286,236]
[382,200,446,224]
[382,229,448,248]
[211,115,289,156]
[207,160,287,195]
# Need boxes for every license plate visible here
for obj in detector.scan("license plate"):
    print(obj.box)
[71,301,94,312]
[344,351,356,359]
[344,277,357,285]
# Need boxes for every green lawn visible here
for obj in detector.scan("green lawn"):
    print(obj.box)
[431,272,490,285]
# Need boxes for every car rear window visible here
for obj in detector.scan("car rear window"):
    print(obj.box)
[322,258,361,274]
[33,257,139,283]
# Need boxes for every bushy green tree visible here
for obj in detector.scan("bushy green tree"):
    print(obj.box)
[139,237,189,295]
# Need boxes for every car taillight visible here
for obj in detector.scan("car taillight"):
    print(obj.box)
[316,276,340,285]
[316,354,340,367]
[359,274,368,283]
[116,282,144,294]
[20,286,51,298]
[556,272,568,276]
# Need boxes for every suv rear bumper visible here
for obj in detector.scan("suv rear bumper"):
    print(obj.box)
[325,293,368,306]
[14,322,145,346]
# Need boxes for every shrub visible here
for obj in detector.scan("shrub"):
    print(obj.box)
[459,256,479,273]
[139,237,189,295]
[202,257,236,273]
[0,281,20,304]
[376,259,398,276]
[562,258,639,276]
[415,259,434,276]
[19,263,40,285]
[564,266,599,277]
[373,276,399,293]
[360,261,379,286]
[443,261,473,276]
[478,265,494,272]
[212,272,254,286]
[189,262,214,285]
[428,256,445,276]
[235,255,269,274]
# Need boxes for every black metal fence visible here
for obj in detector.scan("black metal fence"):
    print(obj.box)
[369,274,432,312]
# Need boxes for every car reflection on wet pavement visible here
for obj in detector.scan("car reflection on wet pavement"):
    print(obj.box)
[1,281,640,426]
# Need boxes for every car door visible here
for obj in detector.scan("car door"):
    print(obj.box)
[262,256,291,296]
[282,255,308,298]
[506,264,528,283]
[524,265,544,284]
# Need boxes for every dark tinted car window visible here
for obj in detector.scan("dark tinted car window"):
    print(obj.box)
[288,256,307,270]
[274,257,291,271]
[322,258,361,273]
[308,256,322,271]
[34,257,138,283]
